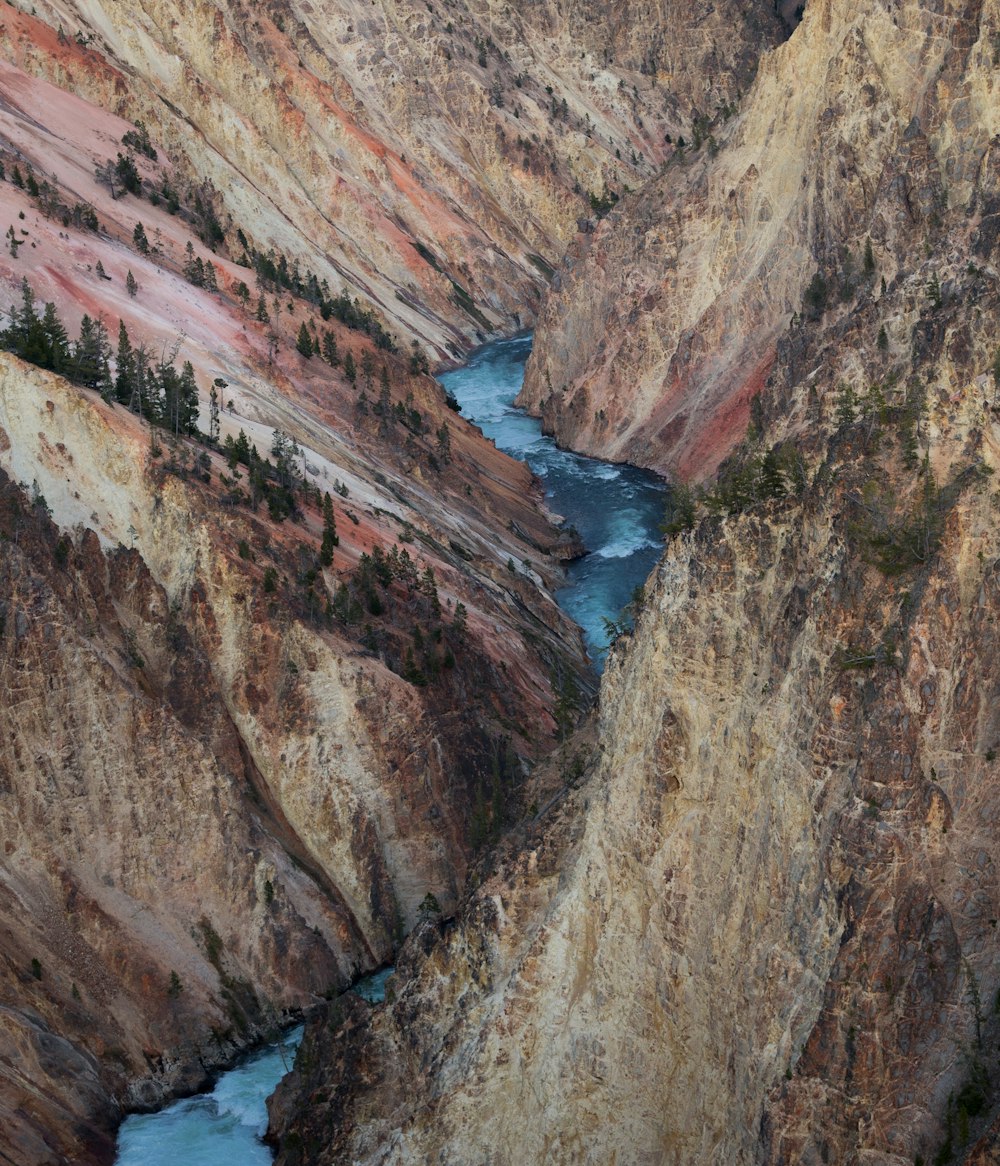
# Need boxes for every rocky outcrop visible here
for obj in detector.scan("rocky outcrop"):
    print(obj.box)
[0,0,784,356]
[521,0,1000,478]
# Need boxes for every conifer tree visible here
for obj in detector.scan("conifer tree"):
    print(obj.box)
[343,350,357,386]
[835,382,858,427]
[133,221,149,254]
[209,378,224,444]
[296,321,313,358]
[125,269,138,298]
[320,491,338,566]
[1,279,46,365]
[72,314,112,394]
[114,320,136,406]
[321,330,339,366]
[40,302,70,373]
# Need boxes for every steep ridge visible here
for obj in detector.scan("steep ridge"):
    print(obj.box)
[521,0,1000,478]
[0,0,784,355]
[267,3,1000,1163]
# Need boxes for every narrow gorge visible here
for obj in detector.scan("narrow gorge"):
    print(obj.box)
[3,0,1000,1164]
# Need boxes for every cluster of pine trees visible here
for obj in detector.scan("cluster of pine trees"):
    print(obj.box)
[243,236,395,351]
[0,277,200,436]
[331,544,468,686]
[3,159,99,232]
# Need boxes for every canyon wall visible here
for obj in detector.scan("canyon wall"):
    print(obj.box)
[0,0,784,355]
[0,340,589,1163]
[268,3,1000,1162]
[271,198,1000,1166]
[521,0,1000,479]
[0,41,600,1157]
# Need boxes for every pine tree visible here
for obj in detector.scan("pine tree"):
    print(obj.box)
[452,601,467,636]
[203,262,218,292]
[159,361,181,432]
[209,378,224,444]
[125,269,138,297]
[759,449,786,499]
[178,360,199,434]
[320,491,338,566]
[1,279,48,366]
[835,382,858,427]
[420,565,441,619]
[133,221,149,254]
[343,350,357,386]
[41,302,71,373]
[114,320,136,406]
[296,321,313,358]
[256,295,270,323]
[72,315,113,395]
[361,350,376,390]
[183,242,202,285]
[322,330,339,366]
[863,236,875,276]
[95,259,110,281]
[135,343,159,421]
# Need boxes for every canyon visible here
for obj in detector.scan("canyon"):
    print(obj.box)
[267,1,1000,1164]
[3,0,1000,1163]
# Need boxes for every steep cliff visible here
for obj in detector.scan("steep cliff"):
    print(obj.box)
[267,5,1000,1161]
[0,0,784,355]
[521,0,1000,479]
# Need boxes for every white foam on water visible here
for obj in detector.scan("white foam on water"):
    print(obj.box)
[114,966,395,1164]
[595,535,660,560]
[591,463,622,481]
[115,1028,303,1166]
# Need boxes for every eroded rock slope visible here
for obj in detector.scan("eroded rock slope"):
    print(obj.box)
[522,0,1000,478]
[0,0,784,355]
[0,35,599,1162]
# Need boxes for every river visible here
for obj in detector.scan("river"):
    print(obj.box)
[114,969,392,1165]
[114,337,666,1163]
[439,335,668,667]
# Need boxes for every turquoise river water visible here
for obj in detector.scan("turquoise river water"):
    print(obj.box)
[114,337,666,1163]
[440,335,667,666]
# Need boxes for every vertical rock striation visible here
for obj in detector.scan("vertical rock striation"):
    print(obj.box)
[521,0,1000,478]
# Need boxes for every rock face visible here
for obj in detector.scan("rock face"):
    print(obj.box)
[267,4,1000,1162]
[0,0,783,356]
[271,237,1000,1166]
[521,0,1000,479]
[0,0,786,1157]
